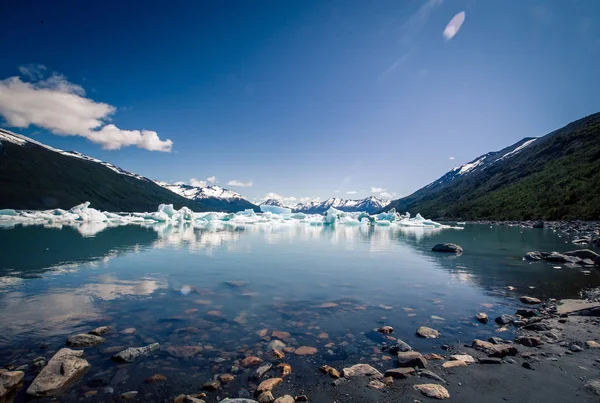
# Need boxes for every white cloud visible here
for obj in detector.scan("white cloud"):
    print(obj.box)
[379,192,398,199]
[190,178,207,187]
[371,187,387,193]
[449,156,455,160]
[207,176,216,184]
[263,192,282,201]
[227,180,253,187]
[0,68,172,152]
[443,11,466,41]
[346,191,357,195]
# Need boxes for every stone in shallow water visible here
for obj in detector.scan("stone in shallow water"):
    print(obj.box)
[520,296,542,304]
[368,380,386,390]
[342,364,383,378]
[416,326,439,339]
[111,343,159,363]
[432,243,463,253]
[450,354,475,364]
[257,391,274,403]
[241,356,263,367]
[252,363,273,380]
[472,339,517,358]
[442,360,466,368]
[495,315,514,325]
[319,365,340,378]
[26,348,90,397]
[66,333,105,347]
[273,396,294,403]
[377,326,394,334]
[515,336,543,347]
[257,377,282,393]
[397,351,427,368]
[414,384,450,399]
[89,326,111,336]
[120,391,138,400]
[203,379,221,391]
[167,345,203,359]
[476,312,488,324]
[294,346,317,356]
[388,340,412,353]
[384,367,415,379]
[0,370,24,399]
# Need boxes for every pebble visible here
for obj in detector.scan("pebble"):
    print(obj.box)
[414,384,450,399]
[586,341,600,348]
[569,344,583,352]
[475,313,489,324]
[257,378,283,393]
[145,374,167,383]
[495,315,514,325]
[89,326,111,336]
[368,380,386,390]
[416,326,440,339]
[252,364,273,380]
[294,346,317,356]
[319,365,340,379]
[241,356,263,367]
[442,360,466,368]
[66,334,105,348]
[277,363,292,377]
[257,391,274,403]
[342,364,383,378]
[377,326,394,334]
[219,374,235,384]
[520,296,542,304]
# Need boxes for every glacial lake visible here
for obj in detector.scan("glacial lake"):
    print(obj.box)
[0,222,599,401]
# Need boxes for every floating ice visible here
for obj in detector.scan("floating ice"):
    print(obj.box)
[0,202,459,237]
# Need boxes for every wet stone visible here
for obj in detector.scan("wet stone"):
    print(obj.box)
[66,333,105,348]
[418,369,447,384]
[167,345,203,359]
[414,384,450,399]
[277,363,292,377]
[145,374,167,383]
[258,391,274,403]
[295,346,317,356]
[388,340,412,353]
[241,356,263,367]
[112,343,160,363]
[385,367,415,379]
[26,348,90,397]
[368,380,386,390]
[203,379,221,391]
[476,313,489,324]
[342,364,383,378]
[397,351,427,368]
[0,371,24,399]
[416,326,440,339]
[273,396,294,403]
[257,377,283,393]
[252,363,273,380]
[219,373,235,384]
[495,315,514,325]
[377,326,394,334]
[319,365,340,378]
[120,391,138,400]
[516,336,543,347]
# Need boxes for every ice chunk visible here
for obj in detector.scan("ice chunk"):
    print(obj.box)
[260,205,292,214]
[158,204,177,217]
[0,209,17,216]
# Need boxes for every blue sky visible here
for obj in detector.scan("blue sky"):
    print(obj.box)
[1,0,599,205]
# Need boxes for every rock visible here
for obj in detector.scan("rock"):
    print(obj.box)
[267,340,286,352]
[388,340,412,353]
[66,333,105,347]
[368,380,386,390]
[523,322,551,331]
[569,344,584,352]
[241,356,263,367]
[167,345,203,359]
[277,363,292,377]
[294,346,317,356]
[112,343,159,363]
[516,309,537,318]
[0,371,24,399]
[557,299,600,316]
[377,326,394,334]
[184,396,206,403]
[475,313,488,324]
[89,326,111,336]
[257,391,274,403]
[273,396,294,403]
[423,353,444,360]
[478,357,502,364]
[472,339,517,357]
[220,374,235,384]
[432,243,463,254]
[220,399,259,403]
[542,252,571,263]
[516,336,543,347]
[318,302,339,308]
[342,364,383,378]
[225,281,248,287]
[383,376,394,385]
[397,351,427,368]
[145,374,167,383]
[32,357,46,368]
[252,363,273,380]
[532,221,544,229]
[488,337,505,345]
[257,378,283,393]
[384,367,415,379]
[586,341,600,348]
[418,369,446,384]
[525,251,543,261]
[450,354,475,364]
[442,360,466,368]
[319,365,340,378]
[416,326,439,339]
[120,391,138,399]
[520,296,542,305]
[203,379,221,391]
[414,384,450,399]
[522,362,533,370]
[583,258,596,266]
[271,331,291,340]
[26,348,90,397]
[294,395,308,402]
[585,379,600,396]
[495,315,514,325]
[564,249,599,260]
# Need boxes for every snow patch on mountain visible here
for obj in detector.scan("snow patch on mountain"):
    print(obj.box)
[156,182,245,202]
[295,196,390,214]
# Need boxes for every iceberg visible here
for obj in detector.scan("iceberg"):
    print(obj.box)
[260,205,292,214]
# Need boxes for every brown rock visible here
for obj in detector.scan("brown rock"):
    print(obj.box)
[520,296,542,305]
[475,313,488,324]
[145,374,167,383]
[0,371,24,399]
[342,364,383,378]
[515,336,543,347]
[202,379,221,391]
[377,326,394,334]
[257,328,268,337]
[258,391,274,403]
[272,331,291,340]
[449,354,476,364]
[294,346,317,356]
[442,360,466,368]
[383,376,394,385]
[414,384,450,399]
[385,367,416,379]
[586,340,600,348]
[241,356,263,367]
[273,395,295,403]
[397,351,427,368]
[416,326,440,339]
[219,373,235,384]
[319,365,340,378]
[89,326,111,336]
[423,353,444,360]
[257,377,283,393]
[66,334,105,348]
[166,346,203,359]
[472,339,517,357]
[368,380,386,390]
[278,363,292,377]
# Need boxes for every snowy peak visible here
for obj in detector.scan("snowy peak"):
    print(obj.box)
[155,182,245,202]
[295,196,390,214]
[424,137,538,190]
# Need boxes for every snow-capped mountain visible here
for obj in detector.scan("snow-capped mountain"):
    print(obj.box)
[261,199,289,207]
[156,181,257,212]
[295,196,390,214]
[424,137,537,190]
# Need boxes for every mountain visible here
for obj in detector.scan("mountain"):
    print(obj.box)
[295,196,390,214]
[261,199,290,208]
[0,128,208,212]
[385,112,600,220]
[156,182,258,212]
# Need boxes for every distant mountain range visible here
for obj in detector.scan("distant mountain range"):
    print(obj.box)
[261,196,390,214]
[156,181,257,212]
[0,129,254,213]
[385,112,600,220]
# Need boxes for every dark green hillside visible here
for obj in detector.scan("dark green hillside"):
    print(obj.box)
[0,137,208,212]
[387,112,600,220]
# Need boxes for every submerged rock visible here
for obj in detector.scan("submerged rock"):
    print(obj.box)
[397,351,427,368]
[241,356,263,367]
[520,296,542,305]
[220,399,259,403]
[564,249,599,260]
[432,243,463,254]
[26,348,90,397]
[495,314,514,325]
[515,336,543,347]
[0,371,24,399]
[416,326,440,339]
[89,326,111,336]
[257,391,274,403]
[475,312,489,324]
[388,340,412,353]
[342,364,383,378]
[66,333,105,347]
[294,346,317,356]
[256,377,283,393]
[252,363,273,380]
[414,384,450,399]
[111,343,159,363]
[166,345,203,359]
[525,251,543,261]
[377,326,394,334]
[277,363,292,377]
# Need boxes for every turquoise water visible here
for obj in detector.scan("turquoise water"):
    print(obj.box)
[0,222,598,401]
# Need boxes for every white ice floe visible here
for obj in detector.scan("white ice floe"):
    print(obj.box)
[0,202,459,237]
